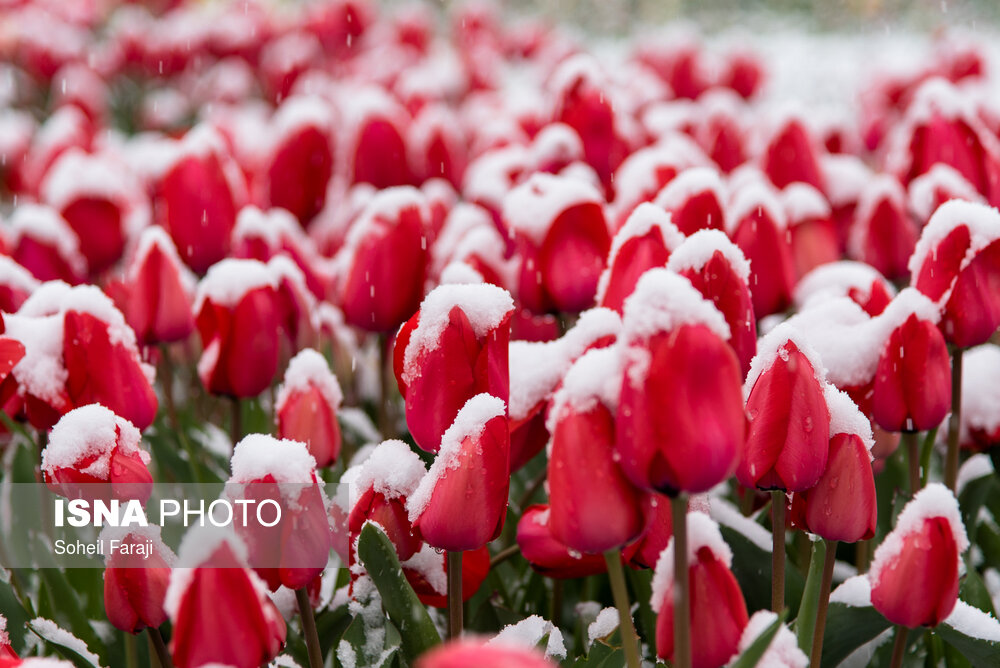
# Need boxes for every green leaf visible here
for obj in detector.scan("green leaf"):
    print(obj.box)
[820,602,892,667]
[794,539,826,654]
[625,567,657,658]
[959,471,998,535]
[719,524,804,616]
[28,618,103,668]
[729,610,787,668]
[566,640,625,667]
[935,603,1000,668]
[356,523,441,661]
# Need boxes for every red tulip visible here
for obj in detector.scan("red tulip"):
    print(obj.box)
[20,107,92,198]
[783,183,840,279]
[261,96,334,226]
[597,203,683,314]
[0,257,39,319]
[195,259,282,398]
[41,150,139,275]
[41,404,152,502]
[910,199,1000,348]
[635,38,709,100]
[762,115,826,192]
[8,203,86,284]
[122,226,196,345]
[276,348,343,468]
[228,434,332,591]
[695,92,747,173]
[739,325,831,492]
[908,164,983,227]
[347,440,427,563]
[653,512,749,668]
[394,283,514,453]
[872,290,951,433]
[505,173,611,314]
[870,483,968,628]
[669,230,757,378]
[653,167,727,236]
[617,269,745,494]
[623,494,674,569]
[848,175,917,281]
[415,639,556,668]
[337,187,429,332]
[609,140,706,231]
[165,530,286,668]
[152,125,246,274]
[103,527,174,633]
[516,505,608,579]
[722,49,765,99]
[344,86,412,188]
[403,544,490,608]
[790,388,877,543]
[794,261,895,317]
[408,394,509,551]
[548,347,644,553]
[409,104,467,188]
[728,182,796,317]
[959,345,1000,450]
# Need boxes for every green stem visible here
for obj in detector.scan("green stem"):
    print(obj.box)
[810,541,839,668]
[378,333,396,438]
[771,490,786,613]
[148,627,172,668]
[920,426,939,487]
[550,579,563,628]
[889,625,907,668]
[230,396,242,445]
[945,347,963,492]
[448,551,463,639]
[296,587,323,668]
[124,631,137,668]
[603,550,641,668]
[670,494,691,668]
[490,543,520,568]
[902,431,920,494]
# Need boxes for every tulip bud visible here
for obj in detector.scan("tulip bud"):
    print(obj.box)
[403,544,490,608]
[908,164,983,227]
[347,440,426,563]
[261,96,334,226]
[739,324,831,492]
[8,203,86,284]
[960,345,1000,450]
[516,505,607,579]
[870,483,968,628]
[41,404,152,503]
[548,347,644,554]
[394,283,514,453]
[790,388,877,543]
[609,141,705,231]
[617,269,745,495]
[344,86,412,188]
[408,394,509,551]
[652,512,749,668]
[596,203,683,314]
[123,227,196,345]
[910,199,1000,348]
[102,526,174,633]
[151,125,246,274]
[654,167,728,236]
[872,290,951,433]
[165,528,286,668]
[415,639,556,668]
[762,115,825,192]
[695,92,747,173]
[782,183,839,279]
[727,181,796,317]
[20,107,92,198]
[505,173,611,314]
[669,229,757,378]
[275,349,343,467]
[848,175,917,281]
[195,259,282,398]
[227,434,333,591]
[409,104,467,188]
[337,187,429,332]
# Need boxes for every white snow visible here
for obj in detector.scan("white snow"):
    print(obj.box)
[233,205,302,250]
[350,439,426,501]
[195,258,277,310]
[821,154,872,208]
[269,95,331,152]
[401,543,447,596]
[548,345,623,426]
[8,203,85,275]
[709,498,773,553]
[587,608,620,645]
[794,261,894,310]
[825,385,875,454]
[654,167,728,226]
[407,393,507,521]
[943,600,1000,642]
[621,269,731,347]
[869,483,969,590]
[40,149,135,213]
[502,172,605,246]
[908,164,983,223]
[667,228,752,283]
[743,321,827,398]
[956,454,995,496]
[276,349,344,413]
[0,255,41,293]
[726,180,787,234]
[42,404,147,478]
[127,226,196,293]
[336,186,429,263]
[734,610,808,668]
[402,283,515,386]
[439,262,486,285]
[603,202,684,278]
[29,618,103,668]
[908,199,1000,290]
[829,574,872,608]
[782,182,831,224]
[489,615,567,660]
[961,345,1000,441]
[651,512,733,613]
[228,434,318,484]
